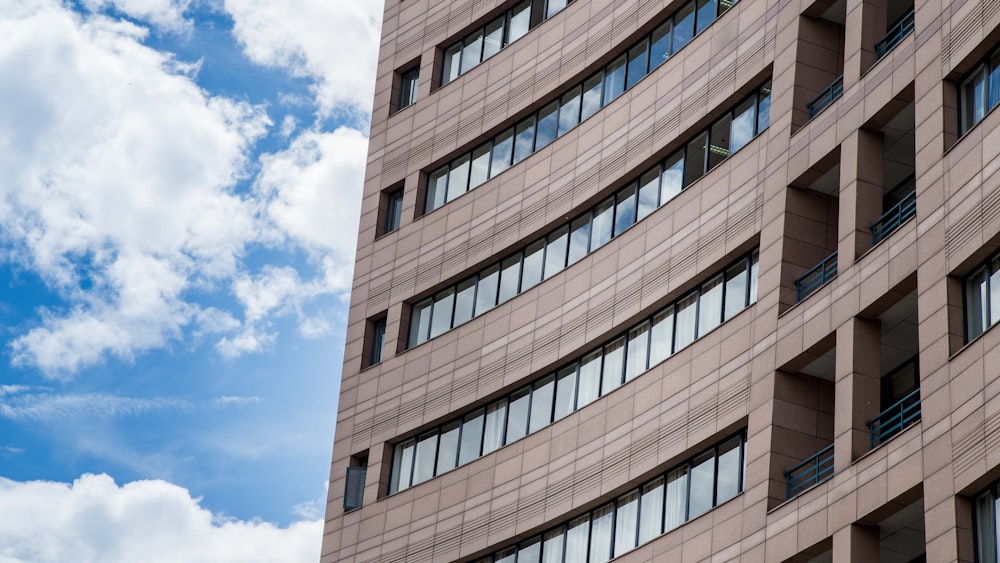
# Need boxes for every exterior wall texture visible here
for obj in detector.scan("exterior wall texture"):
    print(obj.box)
[323,0,1000,560]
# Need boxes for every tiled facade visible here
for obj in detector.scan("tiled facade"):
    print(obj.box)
[322,0,1000,560]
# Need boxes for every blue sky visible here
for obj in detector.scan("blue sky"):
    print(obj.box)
[0,0,379,560]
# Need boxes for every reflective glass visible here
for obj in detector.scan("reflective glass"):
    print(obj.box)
[674,292,697,350]
[483,399,508,454]
[684,132,708,187]
[508,1,532,43]
[650,21,671,69]
[547,0,568,17]
[968,266,989,340]
[453,277,476,326]
[992,256,1000,326]
[442,43,461,84]
[661,150,684,202]
[518,537,542,563]
[506,387,530,443]
[673,2,695,50]
[749,250,759,303]
[689,449,715,517]
[412,432,437,485]
[426,166,449,213]
[495,547,516,563]
[514,116,536,164]
[544,226,569,279]
[614,184,637,236]
[639,477,665,544]
[589,503,614,563]
[577,351,602,407]
[601,337,625,395]
[391,439,415,492]
[469,143,491,189]
[698,274,723,336]
[626,38,649,89]
[664,466,688,530]
[535,101,559,150]
[448,154,470,201]
[757,82,771,133]
[708,113,731,170]
[649,305,674,365]
[565,515,590,562]
[436,421,460,474]
[730,96,756,153]
[581,72,604,120]
[553,365,577,420]
[591,197,614,250]
[625,322,649,382]
[542,528,565,563]
[483,17,505,59]
[430,288,455,338]
[475,264,499,316]
[409,298,432,347]
[558,85,582,136]
[461,29,484,74]
[568,214,591,264]
[604,54,627,104]
[614,491,639,556]
[529,375,555,432]
[491,127,515,176]
[521,240,545,291]
[498,254,521,303]
[724,260,748,320]
[696,0,717,34]
[458,409,484,464]
[637,167,660,221]
[716,436,742,503]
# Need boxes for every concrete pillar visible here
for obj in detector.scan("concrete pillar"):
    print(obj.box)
[838,128,884,266]
[843,0,887,88]
[833,523,880,561]
[834,317,880,471]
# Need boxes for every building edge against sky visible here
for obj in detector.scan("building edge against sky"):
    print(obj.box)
[322,0,1000,560]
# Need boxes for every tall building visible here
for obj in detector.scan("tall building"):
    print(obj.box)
[322,0,1000,559]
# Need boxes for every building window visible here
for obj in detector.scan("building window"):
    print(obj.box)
[343,452,368,511]
[959,49,1000,134]
[475,432,745,561]
[398,67,419,110]
[976,483,1000,562]
[390,251,758,492]
[425,0,745,214]
[381,188,404,235]
[365,316,386,368]
[964,252,1000,341]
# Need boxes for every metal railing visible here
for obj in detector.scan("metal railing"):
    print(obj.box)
[871,189,916,245]
[868,387,921,449]
[807,75,844,119]
[875,9,915,60]
[795,251,838,302]
[785,444,835,499]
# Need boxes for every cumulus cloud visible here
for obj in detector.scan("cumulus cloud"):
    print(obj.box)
[0,474,321,563]
[81,0,192,33]
[224,0,382,116]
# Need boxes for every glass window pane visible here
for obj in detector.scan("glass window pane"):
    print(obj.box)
[963,68,986,133]
[558,85,582,136]
[475,264,500,316]
[461,29,484,73]
[649,305,675,365]
[519,537,542,563]
[603,54,627,104]
[399,69,418,108]
[506,387,531,443]
[547,0,568,17]
[454,277,477,326]
[499,254,522,303]
[542,528,565,563]
[990,53,1000,110]
[976,490,998,563]
[650,21,671,70]
[724,260,748,320]
[483,17,505,60]
[626,321,650,382]
[530,0,545,27]
[689,449,716,518]
[483,399,508,454]
[521,240,545,291]
[491,127,515,176]
[385,189,403,233]
[968,266,989,340]
[661,150,684,202]
[591,197,614,250]
[430,288,455,338]
[581,71,604,121]
[614,184,637,236]
[601,337,625,395]
[442,43,461,84]
[716,436,742,504]
[749,250,759,303]
[674,292,697,350]
[436,422,460,474]
[674,2,695,51]
[614,490,640,556]
[508,1,532,43]
[639,477,665,544]
[708,113,732,170]
[719,0,735,15]
[412,431,437,485]
[458,409,485,464]
[469,143,491,189]
[730,97,756,153]
[448,154,470,201]
[577,351,602,407]
[696,0,717,34]
[684,131,708,187]
[757,81,771,133]
[568,214,591,264]
[529,375,555,433]
[626,38,649,89]
[535,101,559,150]
[664,466,688,530]
[426,166,449,213]
[495,547,517,563]
[589,503,614,563]
[514,116,536,164]
[565,515,590,562]
[554,365,578,420]
[409,298,432,347]
[991,256,1000,326]
[544,226,569,279]
[637,167,660,220]
[698,274,724,336]
[391,439,415,492]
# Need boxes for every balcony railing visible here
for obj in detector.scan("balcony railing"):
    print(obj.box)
[868,387,921,449]
[795,251,838,302]
[875,9,915,60]
[871,188,916,245]
[807,75,844,119]
[785,444,835,499]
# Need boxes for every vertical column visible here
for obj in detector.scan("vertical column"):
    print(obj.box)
[843,0,887,88]
[833,523,880,561]
[834,316,880,471]
[838,128,884,265]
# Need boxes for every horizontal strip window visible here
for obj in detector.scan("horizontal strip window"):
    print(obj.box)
[390,251,757,494]
[964,249,1000,342]
[471,432,746,563]
[425,0,741,215]
[409,82,770,349]
[959,46,1000,135]
[441,0,574,87]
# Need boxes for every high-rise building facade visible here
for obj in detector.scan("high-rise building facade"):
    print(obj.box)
[322,0,1000,559]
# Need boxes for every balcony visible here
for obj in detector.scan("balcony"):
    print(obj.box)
[807,75,844,120]
[870,186,916,245]
[795,251,838,302]
[784,444,834,499]
[868,387,921,448]
[874,9,915,60]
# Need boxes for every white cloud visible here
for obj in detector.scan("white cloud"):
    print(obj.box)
[0,474,321,563]
[224,0,382,116]
[81,0,192,33]
[0,387,191,421]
